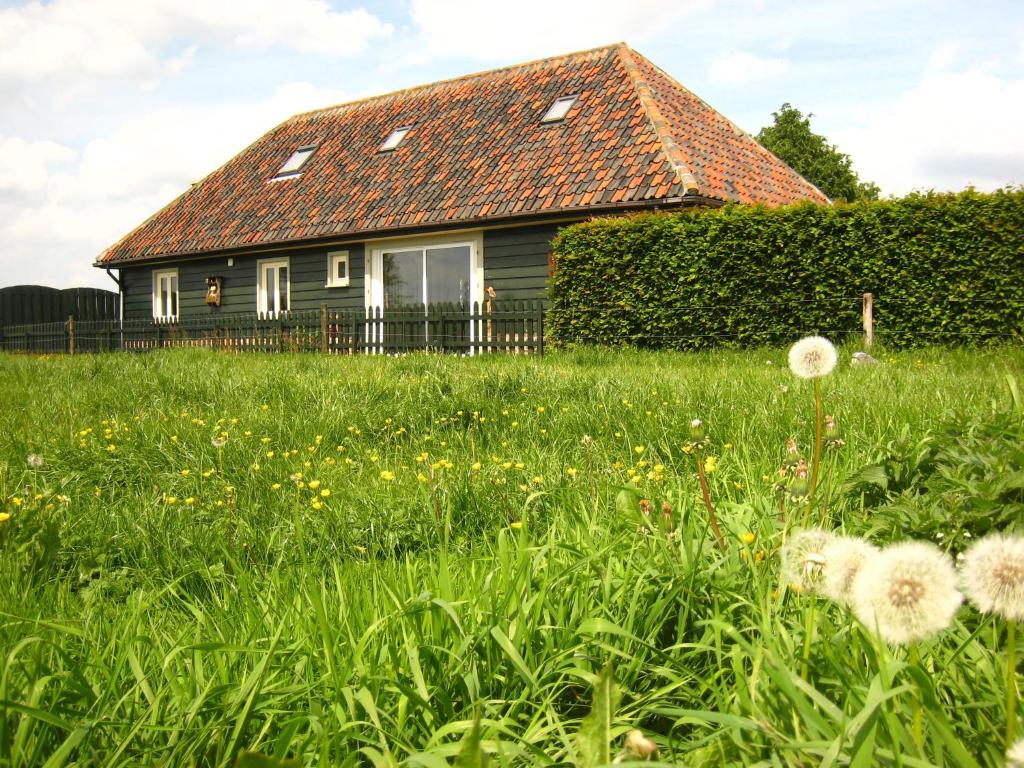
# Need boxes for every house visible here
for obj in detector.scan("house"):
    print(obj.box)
[95,43,828,324]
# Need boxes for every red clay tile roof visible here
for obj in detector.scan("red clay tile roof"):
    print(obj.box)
[97,44,828,266]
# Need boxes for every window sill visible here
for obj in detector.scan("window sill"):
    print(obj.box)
[325,281,351,289]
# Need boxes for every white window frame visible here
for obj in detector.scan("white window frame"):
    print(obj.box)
[366,232,483,312]
[326,250,350,288]
[152,268,179,320]
[257,257,291,315]
[541,94,578,123]
[271,145,316,181]
[379,126,411,152]
[365,231,484,350]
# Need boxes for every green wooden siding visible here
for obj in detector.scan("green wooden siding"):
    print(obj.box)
[483,223,560,302]
[122,244,365,320]
[120,222,566,319]
[0,285,118,326]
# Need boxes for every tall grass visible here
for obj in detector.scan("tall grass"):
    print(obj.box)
[0,345,1021,766]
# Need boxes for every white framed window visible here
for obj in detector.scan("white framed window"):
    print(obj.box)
[541,95,578,123]
[379,126,411,152]
[271,145,316,180]
[152,268,179,320]
[257,257,290,315]
[326,251,350,287]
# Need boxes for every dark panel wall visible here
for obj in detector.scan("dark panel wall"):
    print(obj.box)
[120,221,568,319]
[122,244,365,319]
[483,223,561,302]
[0,285,118,326]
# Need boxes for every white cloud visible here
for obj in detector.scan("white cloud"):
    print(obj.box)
[708,49,790,84]
[0,135,77,196]
[407,0,714,62]
[833,63,1024,196]
[0,81,351,288]
[0,0,392,87]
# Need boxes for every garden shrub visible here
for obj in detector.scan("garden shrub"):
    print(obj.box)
[549,188,1024,349]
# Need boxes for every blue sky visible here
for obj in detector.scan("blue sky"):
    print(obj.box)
[1,0,1022,288]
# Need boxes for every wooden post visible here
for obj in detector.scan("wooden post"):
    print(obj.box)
[67,314,75,355]
[536,302,545,356]
[320,303,329,354]
[862,292,874,349]
[486,286,496,347]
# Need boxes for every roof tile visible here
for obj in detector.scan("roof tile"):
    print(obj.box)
[98,44,827,265]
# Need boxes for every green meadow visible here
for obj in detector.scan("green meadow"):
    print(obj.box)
[1,345,1022,766]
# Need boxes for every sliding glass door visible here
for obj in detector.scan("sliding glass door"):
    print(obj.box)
[381,245,471,310]
[369,238,481,350]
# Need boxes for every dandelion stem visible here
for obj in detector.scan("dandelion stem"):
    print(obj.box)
[1008,619,1019,751]
[801,594,816,680]
[909,642,923,754]
[804,378,824,527]
[695,453,726,553]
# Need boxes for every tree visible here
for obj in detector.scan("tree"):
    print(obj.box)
[756,103,879,202]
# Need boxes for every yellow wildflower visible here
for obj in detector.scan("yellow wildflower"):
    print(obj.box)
[308,480,321,490]
[320,489,331,498]
[741,532,756,545]
[380,471,395,481]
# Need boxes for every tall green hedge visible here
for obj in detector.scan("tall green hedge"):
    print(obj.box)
[549,189,1024,349]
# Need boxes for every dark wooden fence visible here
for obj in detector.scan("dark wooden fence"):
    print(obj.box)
[0,285,118,327]
[0,301,545,356]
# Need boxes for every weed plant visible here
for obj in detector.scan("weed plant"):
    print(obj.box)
[0,345,1022,766]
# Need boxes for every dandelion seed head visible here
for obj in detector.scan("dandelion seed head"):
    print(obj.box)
[851,541,962,644]
[1008,738,1024,768]
[820,536,879,604]
[780,529,835,593]
[618,729,658,761]
[961,533,1024,621]
[211,437,227,449]
[26,453,44,468]
[788,336,838,379]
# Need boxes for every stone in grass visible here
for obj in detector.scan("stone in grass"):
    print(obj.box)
[851,351,879,366]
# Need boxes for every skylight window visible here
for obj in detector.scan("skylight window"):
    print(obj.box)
[273,145,316,179]
[379,126,411,152]
[541,95,578,123]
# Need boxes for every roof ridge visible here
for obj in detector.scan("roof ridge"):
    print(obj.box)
[626,48,831,203]
[288,42,627,121]
[617,45,699,196]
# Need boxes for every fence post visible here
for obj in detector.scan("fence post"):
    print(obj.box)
[535,302,545,356]
[320,303,329,354]
[862,292,874,349]
[67,314,75,354]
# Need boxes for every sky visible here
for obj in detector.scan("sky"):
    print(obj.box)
[1,0,1022,290]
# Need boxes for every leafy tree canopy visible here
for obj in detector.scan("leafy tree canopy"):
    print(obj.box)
[756,103,880,202]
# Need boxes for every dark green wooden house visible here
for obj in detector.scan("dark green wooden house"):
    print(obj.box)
[96,44,826,327]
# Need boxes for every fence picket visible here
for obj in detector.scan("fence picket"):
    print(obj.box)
[0,305,546,356]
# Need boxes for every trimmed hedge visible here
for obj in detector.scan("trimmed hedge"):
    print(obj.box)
[549,189,1024,349]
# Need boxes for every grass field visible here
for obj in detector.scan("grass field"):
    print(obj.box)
[1,345,1022,767]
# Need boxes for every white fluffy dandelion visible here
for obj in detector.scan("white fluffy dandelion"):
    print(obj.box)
[960,533,1024,621]
[1008,738,1024,768]
[788,336,838,379]
[26,453,44,468]
[821,536,879,604]
[780,529,835,594]
[851,541,963,644]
